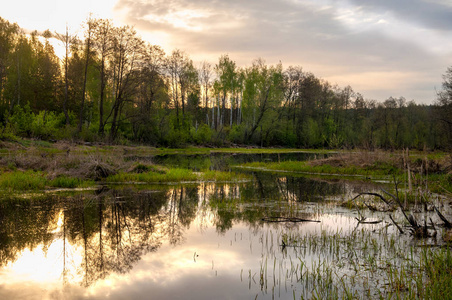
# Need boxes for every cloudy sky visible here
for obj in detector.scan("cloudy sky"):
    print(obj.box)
[2,0,452,103]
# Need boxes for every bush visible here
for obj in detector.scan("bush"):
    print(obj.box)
[8,104,74,140]
[166,129,190,147]
[192,124,212,145]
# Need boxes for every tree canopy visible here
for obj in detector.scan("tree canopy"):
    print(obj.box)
[0,16,450,150]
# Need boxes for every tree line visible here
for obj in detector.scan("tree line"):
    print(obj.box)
[0,16,451,149]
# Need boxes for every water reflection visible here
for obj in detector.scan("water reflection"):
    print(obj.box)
[0,175,378,299]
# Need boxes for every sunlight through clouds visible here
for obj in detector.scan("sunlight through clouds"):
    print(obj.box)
[2,0,451,103]
[111,0,451,103]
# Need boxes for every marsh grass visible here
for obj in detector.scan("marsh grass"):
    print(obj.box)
[0,170,47,191]
[107,168,251,184]
[49,176,94,188]
[107,168,198,183]
[0,170,95,191]
[202,170,251,182]
[418,246,452,299]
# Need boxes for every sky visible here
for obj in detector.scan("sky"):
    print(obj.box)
[2,0,452,104]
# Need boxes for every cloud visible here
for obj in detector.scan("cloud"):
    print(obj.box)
[114,0,451,103]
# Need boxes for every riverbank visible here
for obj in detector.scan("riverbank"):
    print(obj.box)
[239,150,452,194]
[0,139,450,195]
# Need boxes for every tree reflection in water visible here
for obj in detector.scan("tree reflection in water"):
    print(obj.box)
[0,174,352,294]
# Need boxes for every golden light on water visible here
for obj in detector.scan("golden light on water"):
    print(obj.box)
[3,239,84,284]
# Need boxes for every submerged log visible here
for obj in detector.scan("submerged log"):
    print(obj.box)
[262,216,320,223]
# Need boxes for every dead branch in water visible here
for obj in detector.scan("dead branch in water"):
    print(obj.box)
[389,214,404,234]
[262,216,320,223]
[434,206,452,228]
[355,217,382,224]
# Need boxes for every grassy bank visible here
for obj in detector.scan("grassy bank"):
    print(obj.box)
[0,140,450,192]
[238,151,452,193]
[0,170,94,191]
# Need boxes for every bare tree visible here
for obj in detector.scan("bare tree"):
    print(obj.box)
[92,18,114,136]
[55,25,76,125]
[199,61,212,126]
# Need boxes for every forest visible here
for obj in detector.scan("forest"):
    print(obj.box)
[0,16,451,149]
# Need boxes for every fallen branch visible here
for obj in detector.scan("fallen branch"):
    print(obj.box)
[351,192,393,206]
[262,216,320,223]
[389,214,404,234]
[355,217,383,224]
[434,206,452,228]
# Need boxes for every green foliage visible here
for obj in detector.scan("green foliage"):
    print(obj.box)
[30,111,67,139]
[166,129,189,148]
[8,104,33,136]
[191,124,212,145]
[0,15,450,150]
[7,104,77,140]
[0,124,18,141]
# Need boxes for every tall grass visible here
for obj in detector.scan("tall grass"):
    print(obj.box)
[0,171,93,191]
[419,246,452,299]
[0,170,47,190]
[107,168,198,183]
[107,168,251,183]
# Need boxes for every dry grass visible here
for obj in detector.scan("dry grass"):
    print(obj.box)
[0,145,140,181]
[308,151,399,169]
[309,150,451,175]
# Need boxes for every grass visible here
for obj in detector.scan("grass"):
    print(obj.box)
[0,170,94,191]
[107,168,251,183]
[238,160,398,178]
[107,168,198,183]
[0,170,96,191]
[0,170,47,191]
[49,175,94,188]
[419,247,452,299]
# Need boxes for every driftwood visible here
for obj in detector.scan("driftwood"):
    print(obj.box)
[355,217,382,224]
[262,216,320,223]
[351,186,432,237]
[389,214,404,234]
[352,192,393,206]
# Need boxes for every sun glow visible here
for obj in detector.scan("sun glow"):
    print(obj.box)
[2,210,84,286]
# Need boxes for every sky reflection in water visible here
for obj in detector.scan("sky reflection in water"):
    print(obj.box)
[0,175,400,299]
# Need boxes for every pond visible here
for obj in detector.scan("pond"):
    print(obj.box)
[0,153,448,299]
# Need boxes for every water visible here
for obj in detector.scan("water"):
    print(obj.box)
[0,154,447,299]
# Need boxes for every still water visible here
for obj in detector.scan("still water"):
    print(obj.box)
[0,155,441,299]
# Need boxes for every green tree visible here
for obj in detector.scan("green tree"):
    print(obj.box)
[107,25,144,141]
[242,59,284,144]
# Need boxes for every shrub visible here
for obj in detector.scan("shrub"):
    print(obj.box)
[192,124,212,145]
